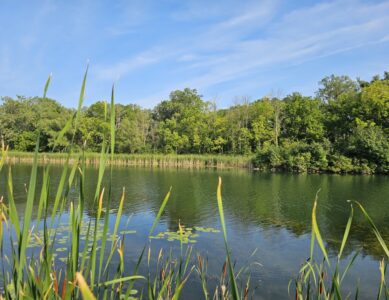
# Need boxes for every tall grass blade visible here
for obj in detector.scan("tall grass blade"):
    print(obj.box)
[339,203,353,259]
[340,250,359,283]
[149,188,171,236]
[7,167,20,240]
[36,168,50,225]
[217,177,240,300]
[90,188,105,290]
[43,74,51,99]
[17,137,39,289]
[99,275,145,286]
[49,161,69,228]
[76,272,96,300]
[74,66,88,132]
[102,188,125,276]
[354,201,389,258]
[110,85,115,160]
[311,197,330,265]
[0,140,8,171]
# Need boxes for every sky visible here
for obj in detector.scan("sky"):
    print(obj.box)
[0,0,388,108]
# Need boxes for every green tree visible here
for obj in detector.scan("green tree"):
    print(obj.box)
[317,75,359,103]
[359,79,389,129]
[282,93,324,143]
[153,88,210,153]
[116,104,151,153]
[251,98,275,151]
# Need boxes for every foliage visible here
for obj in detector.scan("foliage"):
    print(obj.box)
[253,140,329,172]
[0,72,388,173]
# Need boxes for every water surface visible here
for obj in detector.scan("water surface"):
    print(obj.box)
[2,165,389,299]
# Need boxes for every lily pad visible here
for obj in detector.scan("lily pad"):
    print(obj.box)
[119,230,136,235]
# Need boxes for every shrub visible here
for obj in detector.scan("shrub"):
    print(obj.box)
[253,140,329,172]
[327,153,354,173]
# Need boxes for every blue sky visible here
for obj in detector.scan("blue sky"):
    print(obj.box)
[0,0,388,108]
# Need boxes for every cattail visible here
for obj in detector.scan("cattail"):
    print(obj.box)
[244,285,249,300]
[221,284,226,296]
[319,271,325,294]
[222,260,227,279]
[198,255,203,271]
[160,268,166,282]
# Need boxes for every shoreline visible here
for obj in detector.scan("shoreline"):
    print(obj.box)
[6,152,254,169]
[5,152,388,175]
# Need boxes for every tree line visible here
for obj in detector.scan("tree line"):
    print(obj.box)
[1,72,388,173]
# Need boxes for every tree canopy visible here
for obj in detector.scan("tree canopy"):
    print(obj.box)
[1,72,388,173]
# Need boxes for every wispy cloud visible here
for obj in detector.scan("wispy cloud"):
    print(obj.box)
[95,0,279,82]
[1,0,388,107]
[95,48,169,80]
[98,0,389,104]
[137,0,388,105]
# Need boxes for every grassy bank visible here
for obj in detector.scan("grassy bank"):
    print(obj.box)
[6,151,254,169]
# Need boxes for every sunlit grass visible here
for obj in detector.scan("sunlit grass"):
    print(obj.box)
[6,151,254,170]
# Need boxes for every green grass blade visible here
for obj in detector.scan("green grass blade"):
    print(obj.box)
[49,160,69,228]
[217,177,240,300]
[110,85,115,159]
[17,137,39,285]
[99,275,145,286]
[311,197,330,265]
[74,66,88,132]
[36,167,50,225]
[354,201,389,258]
[310,224,315,261]
[0,141,8,172]
[90,188,105,290]
[7,167,20,240]
[340,250,360,283]
[125,246,146,298]
[102,188,125,277]
[76,272,96,300]
[80,219,92,272]
[93,142,108,203]
[43,74,51,99]
[338,203,353,259]
[97,188,111,283]
[172,267,195,300]
[148,188,171,236]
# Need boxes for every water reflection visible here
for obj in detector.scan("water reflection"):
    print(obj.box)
[1,164,389,299]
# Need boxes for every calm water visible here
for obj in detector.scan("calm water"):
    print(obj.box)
[2,165,389,299]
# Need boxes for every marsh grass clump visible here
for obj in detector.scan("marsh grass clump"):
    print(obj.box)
[6,152,254,170]
[291,194,389,299]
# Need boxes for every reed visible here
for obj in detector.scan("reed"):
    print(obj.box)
[291,196,389,299]
[6,152,254,170]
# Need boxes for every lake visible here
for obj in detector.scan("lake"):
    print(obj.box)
[2,165,389,299]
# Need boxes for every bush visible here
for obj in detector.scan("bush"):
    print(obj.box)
[327,153,354,173]
[253,140,329,172]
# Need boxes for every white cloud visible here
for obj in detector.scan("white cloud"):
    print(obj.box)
[95,48,175,81]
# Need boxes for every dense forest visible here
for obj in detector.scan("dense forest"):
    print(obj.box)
[1,73,388,174]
